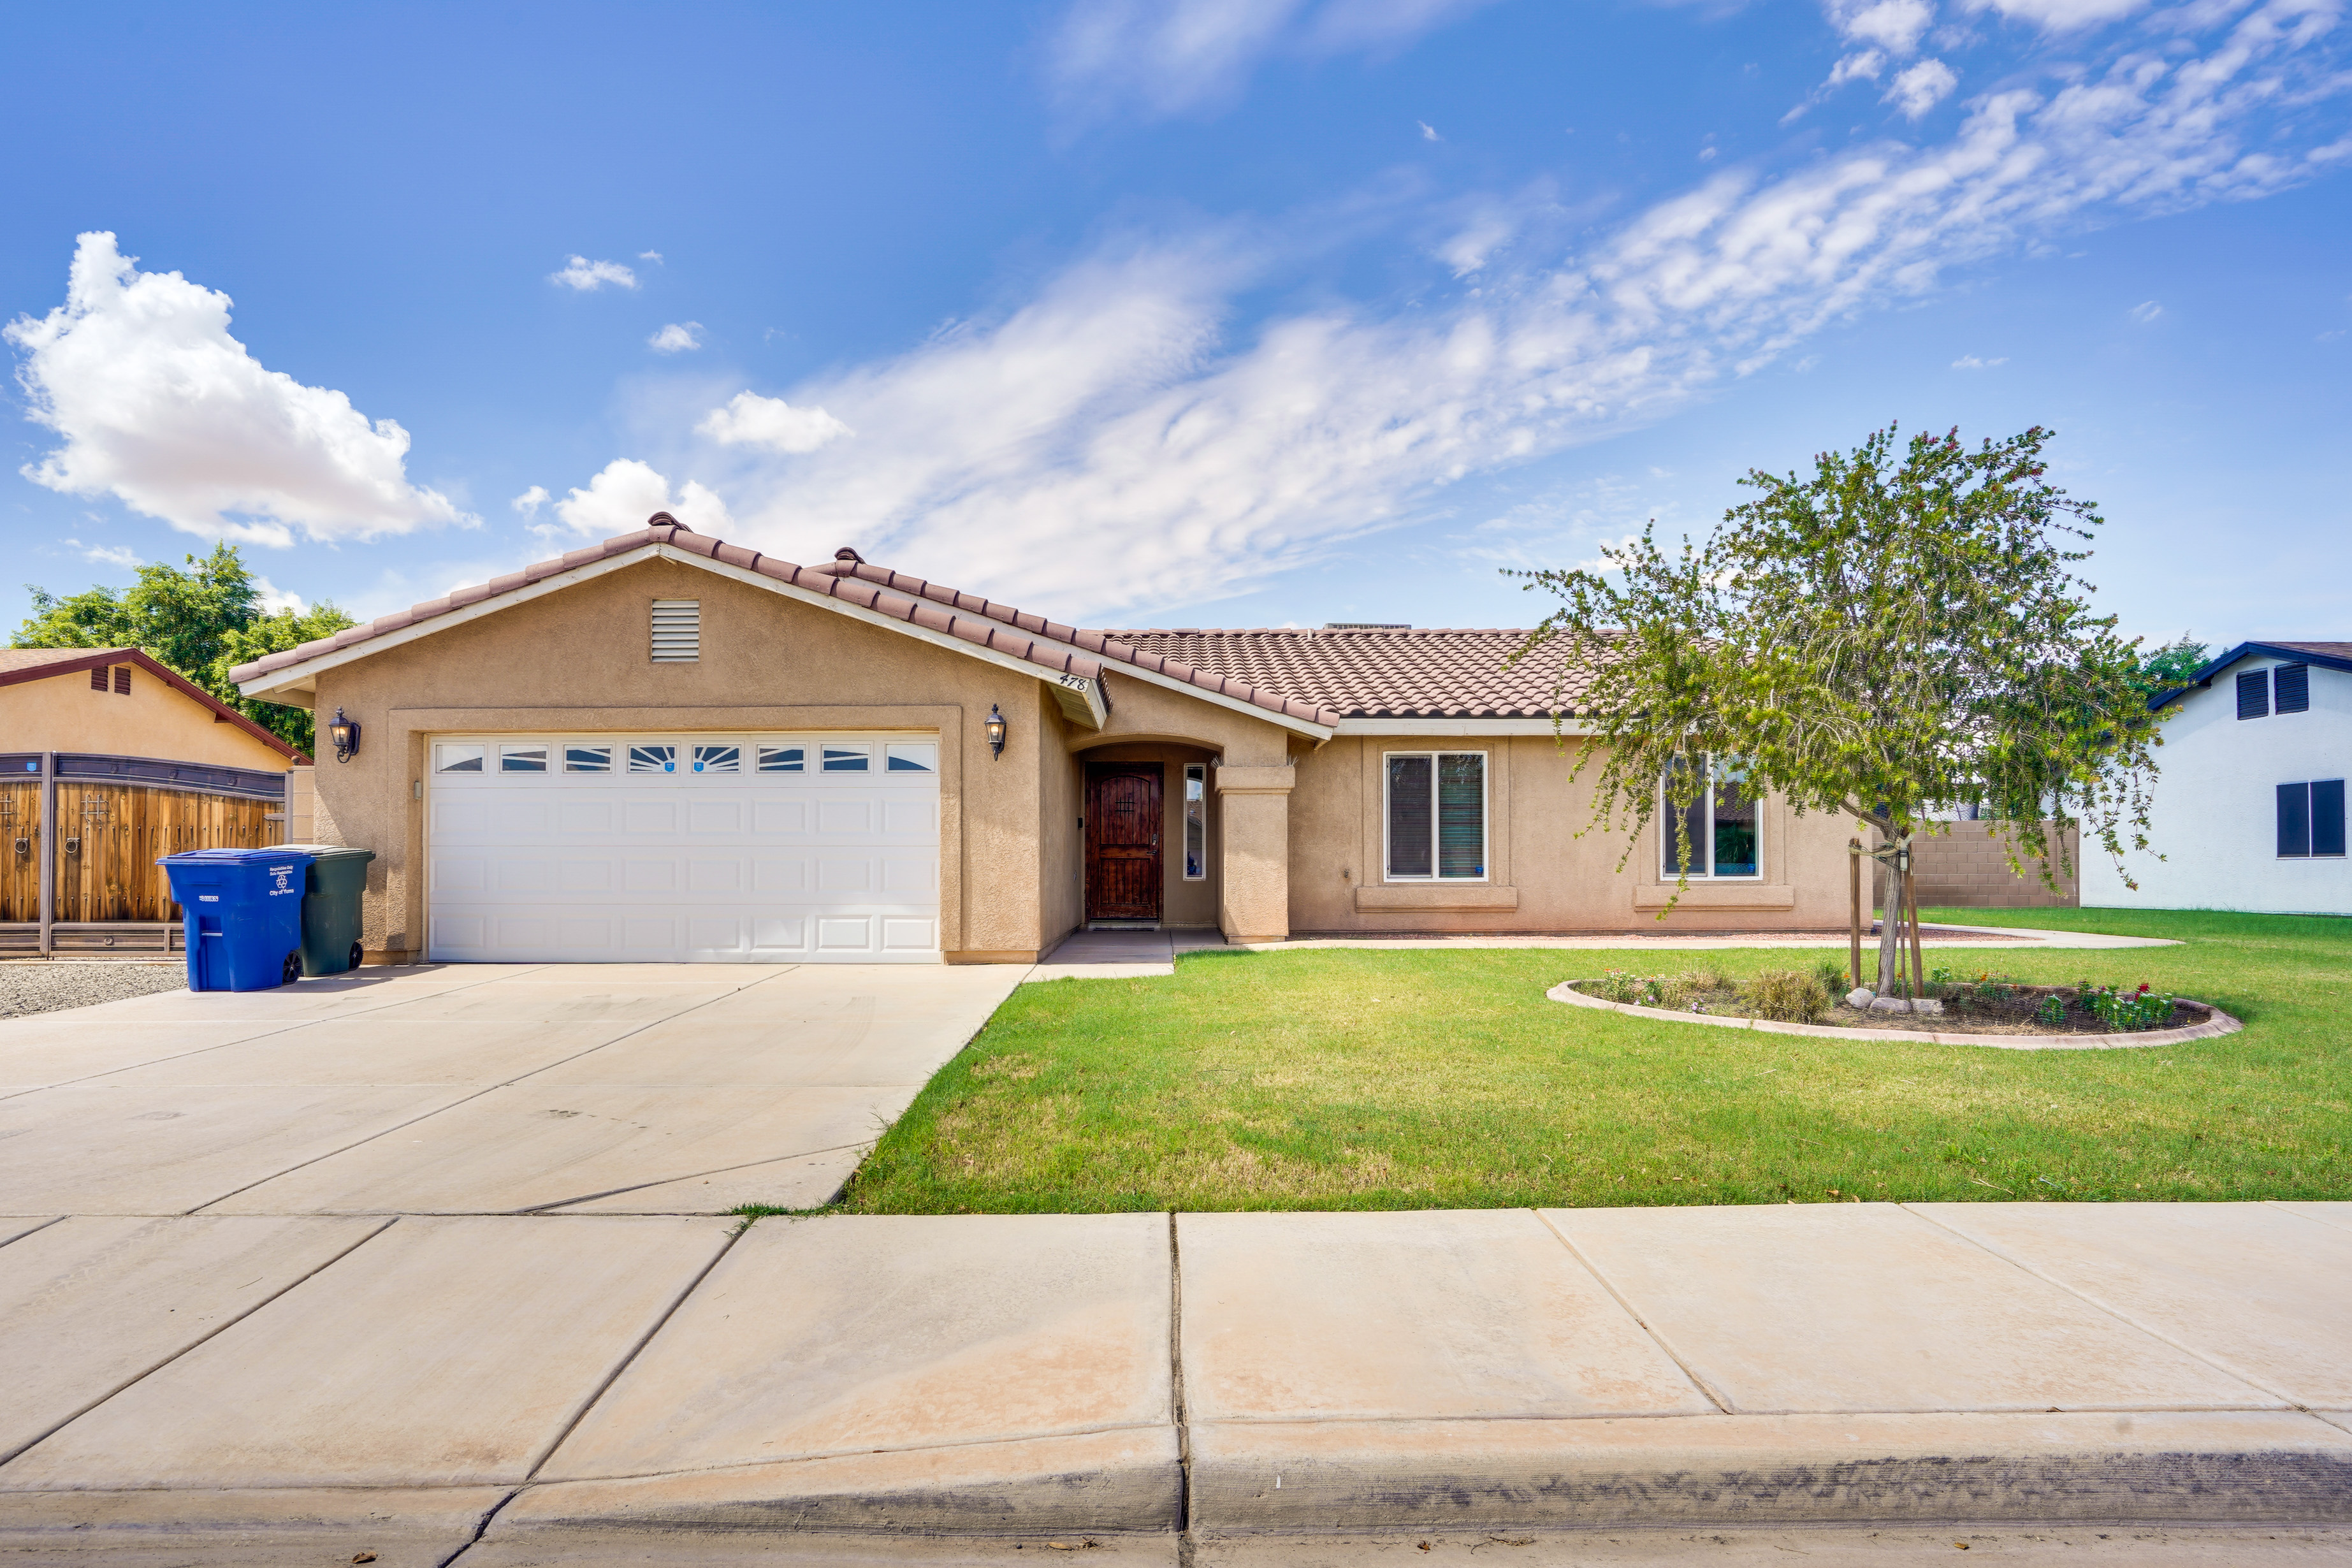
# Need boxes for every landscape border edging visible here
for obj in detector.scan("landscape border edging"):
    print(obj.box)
[1546,980,2243,1052]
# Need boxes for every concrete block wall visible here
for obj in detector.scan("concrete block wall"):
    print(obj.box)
[1910,821,2079,908]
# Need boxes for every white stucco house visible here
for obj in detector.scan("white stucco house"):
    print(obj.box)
[2083,641,2350,917]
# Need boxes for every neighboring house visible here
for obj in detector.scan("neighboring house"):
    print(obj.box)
[2,648,307,954]
[2081,641,2351,917]
[229,517,1854,966]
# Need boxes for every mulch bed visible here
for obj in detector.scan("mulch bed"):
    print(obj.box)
[1572,979,2208,1038]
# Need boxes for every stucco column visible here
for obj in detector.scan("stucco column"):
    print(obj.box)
[1214,764,1294,943]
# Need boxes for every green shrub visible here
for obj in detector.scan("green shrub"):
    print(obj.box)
[1685,965,1732,994]
[1813,958,1850,995]
[1590,971,1644,1004]
[2085,983,2175,1031]
[1740,968,1833,1023]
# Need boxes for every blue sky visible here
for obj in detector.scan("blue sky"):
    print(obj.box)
[3,0,2345,651]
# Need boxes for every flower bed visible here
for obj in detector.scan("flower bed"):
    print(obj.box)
[1556,965,2239,1050]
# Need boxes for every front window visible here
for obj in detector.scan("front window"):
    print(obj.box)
[1662,755,1760,879]
[1385,752,1486,880]
[1183,764,1207,879]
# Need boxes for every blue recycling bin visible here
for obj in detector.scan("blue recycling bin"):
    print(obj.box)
[159,848,316,992]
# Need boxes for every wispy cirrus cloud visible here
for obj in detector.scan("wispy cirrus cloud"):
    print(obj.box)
[1049,0,1499,122]
[5,233,473,548]
[650,0,2346,620]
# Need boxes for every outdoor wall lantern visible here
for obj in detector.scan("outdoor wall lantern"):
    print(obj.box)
[984,704,1007,760]
[328,707,361,764]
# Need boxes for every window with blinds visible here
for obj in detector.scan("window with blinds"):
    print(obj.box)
[651,599,701,662]
[2237,668,2270,720]
[1384,751,1486,880]
[2275,663,2310,714]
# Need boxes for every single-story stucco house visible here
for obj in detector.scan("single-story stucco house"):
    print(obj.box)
[2082,639,2349,917]
[228,516,1854,964]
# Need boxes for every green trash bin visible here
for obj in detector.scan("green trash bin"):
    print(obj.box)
[284,843,377,976]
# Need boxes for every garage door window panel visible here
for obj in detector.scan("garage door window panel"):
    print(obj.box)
[565,744,613,773]
[628,744,678,774]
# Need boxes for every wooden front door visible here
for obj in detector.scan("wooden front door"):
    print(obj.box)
[1085,765,1163,922]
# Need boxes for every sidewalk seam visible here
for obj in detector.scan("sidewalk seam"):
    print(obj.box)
[0,1215,67,1252]
[434,1484,521,1568]
[1899,1203,2296,1407]
[1171,1210,1195,1567]
[1533,1207,1734,1414]
[0,1214,402,1470]
[518,1219,746,1482]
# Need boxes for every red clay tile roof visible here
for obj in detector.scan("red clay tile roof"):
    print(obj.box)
[1098,628,1592,718]
[228,521,1348,730]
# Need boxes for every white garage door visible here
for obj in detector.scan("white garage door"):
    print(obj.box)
[426,732,940,963]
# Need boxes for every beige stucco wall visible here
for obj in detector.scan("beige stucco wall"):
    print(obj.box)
[1284,734,1850,933]
[301,558,1057,962]
[4,666,293,773]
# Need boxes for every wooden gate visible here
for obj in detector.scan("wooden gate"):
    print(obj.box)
[0,777,37,923]
[54,784,277,922]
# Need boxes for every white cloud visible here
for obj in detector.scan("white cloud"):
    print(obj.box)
[550,256,639,292]
[1886,57,1960,116]
[691,1,2348,618]
[1828,0,1937,53]
[1049,0,1496,121]
[252,576,306,615]
[511,484,549,518]
[2130,299,2164,323]
[5,233,471,548]
[697,391,853,454]
[648,322,704,354]
[1828,48,1888,84]
[1967,0,2147,30]
[64,538,140,569]
[1952,354,2010,367]
[543,459,733,543]
[638,250,665,263]
[1419,120,1441,140]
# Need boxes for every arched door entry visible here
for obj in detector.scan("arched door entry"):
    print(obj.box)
[1085,763,1163,922]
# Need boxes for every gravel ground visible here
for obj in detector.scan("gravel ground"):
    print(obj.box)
[0,961,187,1020]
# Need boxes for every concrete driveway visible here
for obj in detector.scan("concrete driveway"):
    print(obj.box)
[0,962,1024,1216]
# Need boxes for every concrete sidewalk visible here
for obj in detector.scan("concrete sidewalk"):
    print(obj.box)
[1028,922,2176,982]
[1,1202,2347,1562]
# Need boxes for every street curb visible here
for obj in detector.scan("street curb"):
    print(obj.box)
[1187,1411,2352,1532]
[1548,982,2245,1051]
[491,1427,1182,1539]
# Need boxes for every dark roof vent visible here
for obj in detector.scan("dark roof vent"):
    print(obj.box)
[834,547,866,565]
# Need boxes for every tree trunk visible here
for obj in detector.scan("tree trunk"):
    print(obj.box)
[1877,847,1903,994]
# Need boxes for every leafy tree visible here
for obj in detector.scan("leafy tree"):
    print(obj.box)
[1511,425,2163,996]
[2137,634,2209,701]
[14,543,355,754]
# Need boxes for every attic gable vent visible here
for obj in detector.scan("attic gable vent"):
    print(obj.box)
[651,599,701,662]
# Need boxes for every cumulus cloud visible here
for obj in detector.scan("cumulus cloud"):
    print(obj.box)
[1050,0,1497,121]
[2130,299,2165,323]
[697,391,853,454]
[1419,119,1441,140]
[550,256,638,291]
[511,485,549,518]
[1952,354,2010,367]
[4,233,471,548]
[1968,0,2146,29]
[1886,57,1960,116]
[648,322,703,353]
[1827,0,1937,53]
[638,250,665,263]
[696,0,2347,617]
[253,576,306,614]
[542,459,732,544]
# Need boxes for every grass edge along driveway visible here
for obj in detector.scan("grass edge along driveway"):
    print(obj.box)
[831,908,2348,1215]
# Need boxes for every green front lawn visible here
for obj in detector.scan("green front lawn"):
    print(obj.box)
[839,908,2352,1214]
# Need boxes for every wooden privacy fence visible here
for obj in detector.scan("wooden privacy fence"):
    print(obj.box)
[0,752,288,955]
